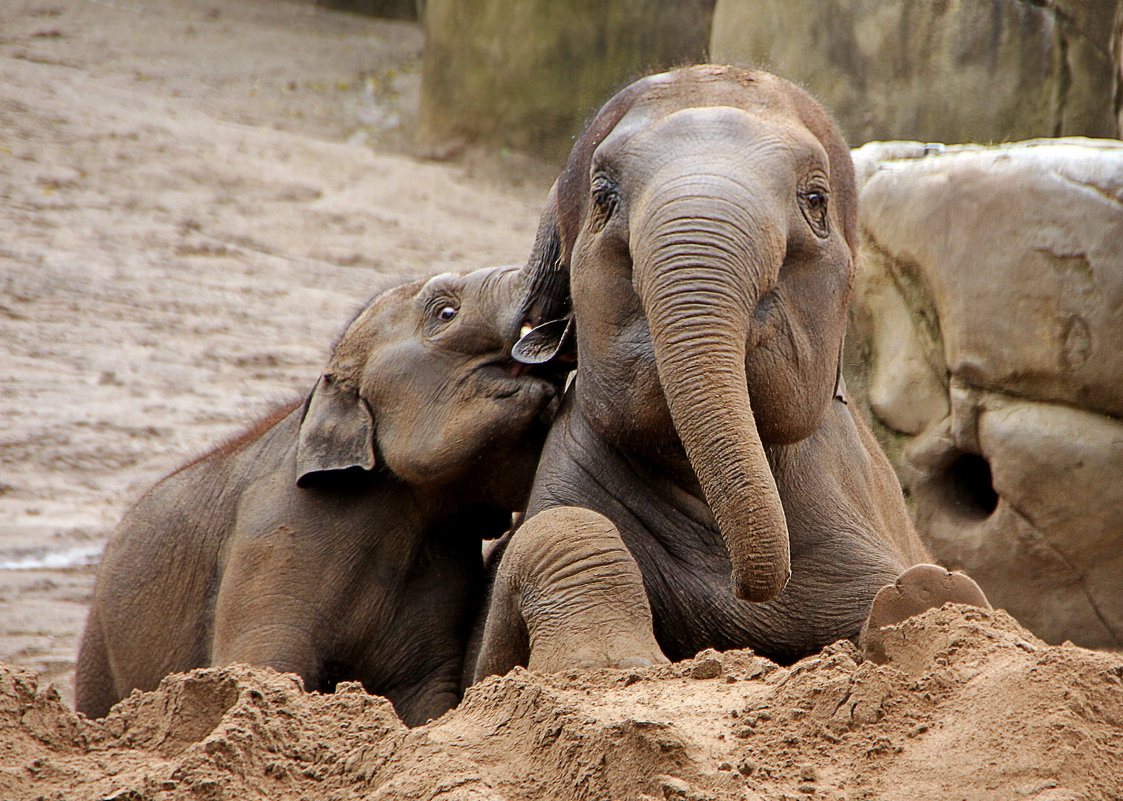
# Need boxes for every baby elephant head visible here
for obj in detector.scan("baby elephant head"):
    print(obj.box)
[518,65,859,602]
[296,266,564,510]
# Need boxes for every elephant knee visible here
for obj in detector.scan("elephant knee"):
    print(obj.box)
[501,506,635,587]
[491,506,667,674]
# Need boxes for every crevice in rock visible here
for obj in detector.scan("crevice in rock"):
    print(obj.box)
[1049,169,1123,207]
[1053,14,1072,137]
[1115,4,1123,131]
[860,233,948,394]
[1004,499,1123,646]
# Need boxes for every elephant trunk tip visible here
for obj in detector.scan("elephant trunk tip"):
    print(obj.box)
[732,556,790,604]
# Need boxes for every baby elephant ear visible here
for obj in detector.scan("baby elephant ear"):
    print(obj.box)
[296,374,376,487]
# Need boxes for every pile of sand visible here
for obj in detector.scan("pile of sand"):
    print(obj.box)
[3,606,1120,800]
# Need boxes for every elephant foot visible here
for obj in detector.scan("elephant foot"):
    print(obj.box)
[859,564,990,664]
[474,506,670,681]
[533,642,668,674]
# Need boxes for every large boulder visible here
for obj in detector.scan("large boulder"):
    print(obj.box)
[418,0,715,163]
[846,139,1123,649]
[710,0,1120,145]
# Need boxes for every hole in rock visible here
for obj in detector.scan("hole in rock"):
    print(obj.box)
[942,452,999,520]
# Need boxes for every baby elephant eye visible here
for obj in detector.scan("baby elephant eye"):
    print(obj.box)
[435,305,458,322]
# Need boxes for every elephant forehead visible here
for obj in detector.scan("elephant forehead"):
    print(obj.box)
[603,103,818,169]
[421,265,518,302]
[345,279,422,336]
[641,64,792,110]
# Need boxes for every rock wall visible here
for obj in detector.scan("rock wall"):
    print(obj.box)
[710,0,1121,145]
[418,1,1121,161]
[846,139,1123,649]
[418,0,715,163]
[313,0,419,20]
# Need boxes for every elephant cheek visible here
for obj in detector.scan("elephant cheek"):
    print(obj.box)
[745,289,845,445]
[745,340,830,445]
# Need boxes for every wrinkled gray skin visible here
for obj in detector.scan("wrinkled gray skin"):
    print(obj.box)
[76,266,562,725]
[474,66,986,678]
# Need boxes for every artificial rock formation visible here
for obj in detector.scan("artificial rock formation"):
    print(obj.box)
[711,0,1120,145]
[418,0,715,163]
[313,0,419,19]
[846,139,1123,649]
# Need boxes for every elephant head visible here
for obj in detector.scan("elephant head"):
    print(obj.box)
[517,66,859,602]
[297,266,563,510]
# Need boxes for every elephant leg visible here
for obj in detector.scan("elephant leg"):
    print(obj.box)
[473,506,668,682]
[211,530,320,684]
[471,557,529,681]
[74,608,117,718]
[859,564,991,663]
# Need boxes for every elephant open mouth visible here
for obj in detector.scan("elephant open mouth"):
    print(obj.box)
[473,356,568,403]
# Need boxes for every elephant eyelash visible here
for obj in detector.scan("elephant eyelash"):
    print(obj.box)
[424,296,460,323]
[589,173,620,229]
[798,188,830,238]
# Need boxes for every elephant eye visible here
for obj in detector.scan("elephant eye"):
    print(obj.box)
[798,187,830,238]
[426,297,459,323]
[590,172,620,230]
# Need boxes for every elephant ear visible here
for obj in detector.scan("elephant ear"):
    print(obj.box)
[295,374,376,487]
[515,211,578,367]
[518,73,663,328]
[512,316,575,366]
[555,73,663,252]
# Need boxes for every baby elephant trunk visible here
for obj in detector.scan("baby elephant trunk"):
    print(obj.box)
[632,177,791,602]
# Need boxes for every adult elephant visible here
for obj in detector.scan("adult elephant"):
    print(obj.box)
[474,65,987,677]
[76,266,565,725]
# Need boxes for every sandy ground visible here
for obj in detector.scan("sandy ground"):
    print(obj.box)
[3,3,1123,800]
[3,606,1122,800]
[0,0,546,705]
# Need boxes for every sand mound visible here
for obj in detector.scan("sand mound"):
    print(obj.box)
[2,606,1120,800]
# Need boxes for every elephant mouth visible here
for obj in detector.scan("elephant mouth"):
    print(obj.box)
[473,356,568,403]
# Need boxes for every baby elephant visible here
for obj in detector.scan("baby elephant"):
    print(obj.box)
[75,266,563,725]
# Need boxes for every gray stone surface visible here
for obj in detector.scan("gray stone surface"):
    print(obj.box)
[314,0,419,20]
[711,0,1120,145]
[847,139,1123,648]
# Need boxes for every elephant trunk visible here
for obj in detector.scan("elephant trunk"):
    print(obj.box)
[633,176,790,602]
